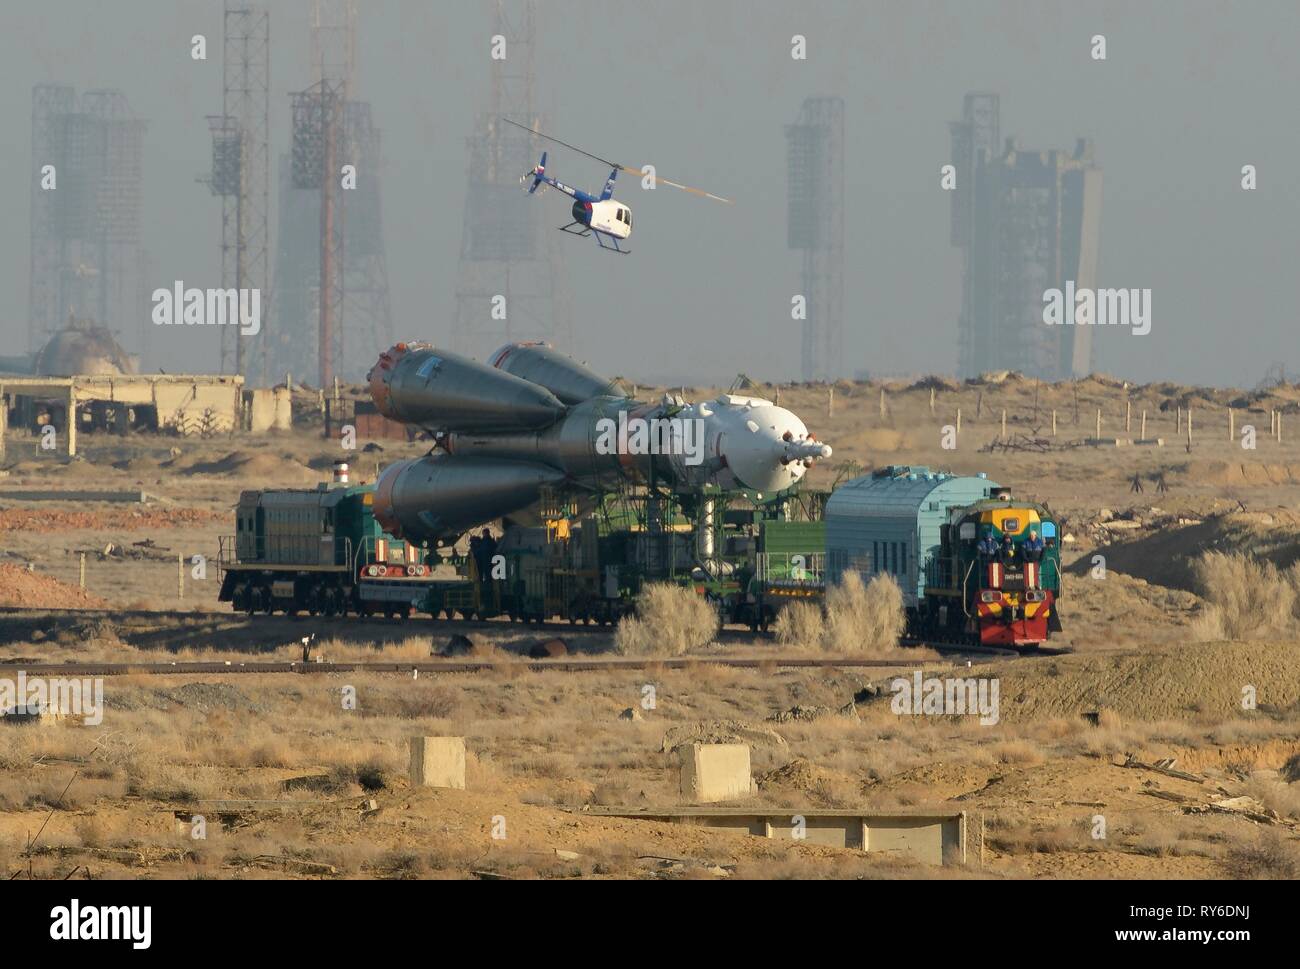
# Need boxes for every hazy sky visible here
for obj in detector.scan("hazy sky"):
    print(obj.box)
[2,0,1296,388]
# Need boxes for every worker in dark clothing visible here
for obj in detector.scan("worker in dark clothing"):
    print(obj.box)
[977,528,999,560]
[474,529,498,584]
[468,533,483,577]
[1022,528,1045,563]
[999,532,1016,565]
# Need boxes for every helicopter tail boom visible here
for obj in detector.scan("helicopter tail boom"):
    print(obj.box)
[598,167,617,201]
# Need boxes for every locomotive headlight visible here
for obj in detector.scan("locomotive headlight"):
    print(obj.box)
[980,590,1000,603]
[367,564,380,576]
[1025,590,1046,602]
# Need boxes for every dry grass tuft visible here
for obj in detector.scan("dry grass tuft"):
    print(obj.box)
[825,572,907,652]
[771,600,824,649]
[1223,831,1300,879]
[614,583,719,656]
[1191,551,1297,640]
[775,572,906,653]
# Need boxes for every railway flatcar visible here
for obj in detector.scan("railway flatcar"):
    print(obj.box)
[824,466,1062,647]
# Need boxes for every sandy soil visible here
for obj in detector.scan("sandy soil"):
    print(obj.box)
[1,372,1298,879]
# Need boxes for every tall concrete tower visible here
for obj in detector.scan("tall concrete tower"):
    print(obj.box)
[786,97,844,383]
[29,85,146,359]
[951,94,1103,380]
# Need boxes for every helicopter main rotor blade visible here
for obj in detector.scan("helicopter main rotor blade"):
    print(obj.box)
[505,118,732,204]
[623,168,733,205]
[503,118,620,169]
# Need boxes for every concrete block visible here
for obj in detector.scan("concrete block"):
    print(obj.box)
[679,743,751,803]
[272,387,293,430]
[248,387,294,433]
[409,736,466,789]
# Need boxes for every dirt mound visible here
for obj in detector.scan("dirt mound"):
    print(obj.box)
[158,682,265,714]
[756,758,859,804]
[660,718,787,754]
[181,450,317,484]
[1172,738,1300,776]
[873,762,996,801]
[1070,511,1300,591]
[768,702,858,723]
[1078,372,1130,390]
[0,563,108,609]
[968,370,1027,386]
[906,375,960,393]
[1056,569,1201,648]
[1176,460,1300,488]
[986,641,1300,722]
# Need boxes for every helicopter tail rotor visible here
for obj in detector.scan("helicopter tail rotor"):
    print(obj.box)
[524,151,548,194]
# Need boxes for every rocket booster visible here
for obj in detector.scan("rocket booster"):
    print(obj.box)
[368,342,565,434]
[367,342,832,545]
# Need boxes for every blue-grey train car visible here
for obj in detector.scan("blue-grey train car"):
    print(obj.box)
[826,466,999,605]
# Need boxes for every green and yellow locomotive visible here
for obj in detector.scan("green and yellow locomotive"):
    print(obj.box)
[823,466,1062,647]
[218,463,434,617]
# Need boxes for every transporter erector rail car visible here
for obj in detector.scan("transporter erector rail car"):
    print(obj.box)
[819,466,1062,647]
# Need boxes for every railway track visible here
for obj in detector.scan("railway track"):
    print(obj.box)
[0,656,946,677]
[900,637,1068,658]
[0,606,1063,676]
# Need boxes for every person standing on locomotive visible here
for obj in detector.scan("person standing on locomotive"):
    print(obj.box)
[999,531,1016,565]
[1022,528,1045,563]
[977,527,999,561]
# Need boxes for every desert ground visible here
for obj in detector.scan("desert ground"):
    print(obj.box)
[1,372,1298,879]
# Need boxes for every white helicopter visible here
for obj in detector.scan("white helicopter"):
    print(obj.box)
[505,118,731,254]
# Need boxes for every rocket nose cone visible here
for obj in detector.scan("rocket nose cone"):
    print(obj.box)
[369,343,409,419]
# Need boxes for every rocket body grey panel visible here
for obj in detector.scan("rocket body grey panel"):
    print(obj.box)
[489,342,628,405]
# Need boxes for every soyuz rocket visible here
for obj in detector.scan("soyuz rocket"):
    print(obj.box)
[367,342,832,545]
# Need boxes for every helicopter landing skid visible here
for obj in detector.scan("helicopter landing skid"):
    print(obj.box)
[558,222,630,254]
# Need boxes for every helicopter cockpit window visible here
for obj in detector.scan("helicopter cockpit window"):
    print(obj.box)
[625,210,632,227]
